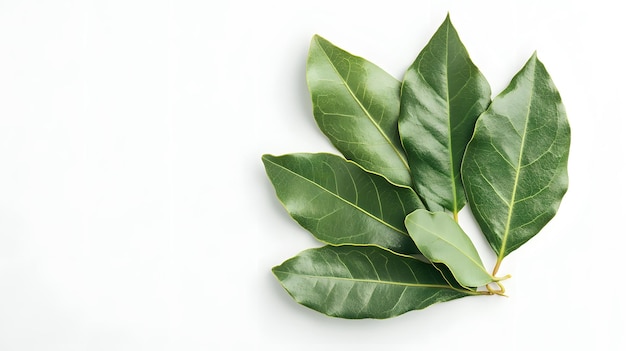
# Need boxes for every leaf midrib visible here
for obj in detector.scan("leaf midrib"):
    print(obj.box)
[417,21,459,213]
[275,270,458,290]
[315,37,410,172]
[499,62,536,260]
[265,157,408,237]
[444,21,459,215]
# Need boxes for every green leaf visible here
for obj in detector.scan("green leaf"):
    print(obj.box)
[399,15,491,214]
[461,53,570,262]
[273,245,472,319]
[405,210,494,287]
[262,153,424,254]
[307,35,411,186]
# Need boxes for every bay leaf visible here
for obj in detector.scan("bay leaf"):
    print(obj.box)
[399,15,491,216]
[307,35,411,186]
[262,153,423,254]
[273,245,472,319]
[405,209,494,287]
[461,53,570,266]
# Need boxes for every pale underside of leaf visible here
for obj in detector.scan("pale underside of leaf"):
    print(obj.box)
[272,245,472,319]
[405,209,493,287]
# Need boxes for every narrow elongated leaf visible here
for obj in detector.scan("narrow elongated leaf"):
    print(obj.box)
[307,35,411,186]
[461,53,570,261]
[273,245,472,319]
[405,210,493,287]
[262,153,424,254]
[399,15,491,214]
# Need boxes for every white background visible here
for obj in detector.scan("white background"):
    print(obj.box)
[0,0,623,349]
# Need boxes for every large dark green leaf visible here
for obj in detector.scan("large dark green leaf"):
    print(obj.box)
[405,210,493,287]
[307,35,411,186]
[399,15,491,215]
[262,153,424,254]
[273,245,473,319]
[461,53,570,266]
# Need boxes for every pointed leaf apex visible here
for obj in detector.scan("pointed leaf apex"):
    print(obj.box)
[311,34,332,49]
[438,13,458,37]
[523,51,540,73]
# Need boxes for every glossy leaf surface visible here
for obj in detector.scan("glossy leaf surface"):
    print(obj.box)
[462,53,570,260]
[405,210,493,287]
[399,15,491,214]
[273,245,471,319]
[262,153,423,254]
[307,35,411,186]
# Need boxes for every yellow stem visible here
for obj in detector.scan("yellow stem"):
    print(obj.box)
[492,258,502,276]
[484,281,508,297]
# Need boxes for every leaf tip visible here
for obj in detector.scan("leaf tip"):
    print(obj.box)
[441,12,452,27]
[524,50,543,72]
[261,154,277,165]
[311,34,328,47]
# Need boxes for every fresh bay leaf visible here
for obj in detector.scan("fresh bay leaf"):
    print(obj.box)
[262,153,424,254]
[461,53,570,264]
[307,35,411,186]
[273,245,472,319]
[399,15,491,215]
[432,262,476,291]
[405,210,494,287]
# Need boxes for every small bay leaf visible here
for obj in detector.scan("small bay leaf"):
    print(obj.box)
[405,210,494,287]
[273,245,472,319]
[461,53,570,263]
[399,15,491,215]
[307,35,411,186]
[262,153,424,254]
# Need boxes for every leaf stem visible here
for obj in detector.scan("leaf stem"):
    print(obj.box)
[492,258,502,276]
[485,281,508,297]
[494,274,512,282]
[453,211,458,222]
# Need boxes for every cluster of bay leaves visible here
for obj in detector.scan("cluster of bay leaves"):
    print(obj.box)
[262,15,570,319]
